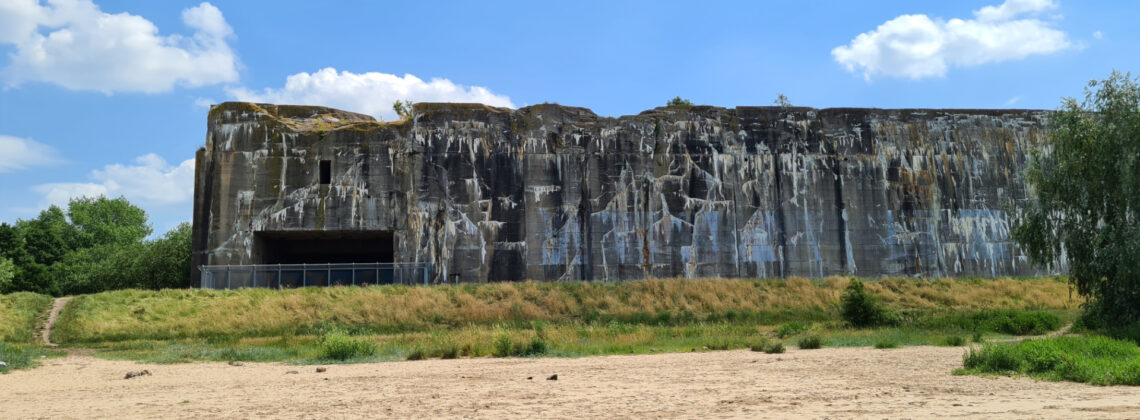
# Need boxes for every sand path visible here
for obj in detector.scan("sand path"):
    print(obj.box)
[39,297,68,347]
[1,346,1137,419]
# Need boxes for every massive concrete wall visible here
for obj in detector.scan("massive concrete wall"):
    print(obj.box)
[191,102,1055,285]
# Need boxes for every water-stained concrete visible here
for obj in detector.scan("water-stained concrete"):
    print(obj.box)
[191,102,1057,285]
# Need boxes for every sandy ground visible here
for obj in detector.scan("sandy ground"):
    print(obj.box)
[1,346,1138,419]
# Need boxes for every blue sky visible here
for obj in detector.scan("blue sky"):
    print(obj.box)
[0,0,1136,234]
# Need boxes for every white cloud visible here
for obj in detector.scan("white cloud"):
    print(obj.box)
[1,0,238,93]
[228,67,515,121]
[1093,30,1103,40]
[0,135,63,173]
[194,97,215,109]
[832,0,1070,80]
[33,154,195,209]
[1004,96,1022,106]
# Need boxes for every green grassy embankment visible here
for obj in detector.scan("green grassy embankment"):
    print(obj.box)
[0,292,63,373]
[46,276,1080,364]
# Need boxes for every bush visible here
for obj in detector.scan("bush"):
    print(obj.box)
[922,310,1061,336]
[763,342,786,354]
[492,332,513,357]
[319,330,377,360]
[840,279,896,327]
[440,342,458,358]
[526,337,548,356]
[405,347,426,361]
[944,335,966,346]
[972,330,986,343]
[874,340,899,349]
[960,336,1140,385]
[798,336,822,350]
[749,338,771,352]
[777,322,810,338]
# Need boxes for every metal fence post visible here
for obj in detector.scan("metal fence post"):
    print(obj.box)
[303,263,307,287]
[226,266,231,290]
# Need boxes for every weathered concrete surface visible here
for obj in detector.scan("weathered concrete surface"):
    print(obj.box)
[192,102,1056,285]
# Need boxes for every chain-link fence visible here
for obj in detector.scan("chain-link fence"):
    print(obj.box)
[199,263,432,289]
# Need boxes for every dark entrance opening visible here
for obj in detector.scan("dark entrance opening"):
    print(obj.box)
[255,230,394,264]
[254,231,396,287]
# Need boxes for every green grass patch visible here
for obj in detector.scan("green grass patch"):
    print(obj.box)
[0,342,65,373]
[958,336,1140,385]
[919,310,1061,335]
[777,322,811,338]
[0,292,53,342]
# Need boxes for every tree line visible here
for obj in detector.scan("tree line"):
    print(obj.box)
[0,196,190,296]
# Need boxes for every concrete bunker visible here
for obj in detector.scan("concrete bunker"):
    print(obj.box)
[192,102,1064,288]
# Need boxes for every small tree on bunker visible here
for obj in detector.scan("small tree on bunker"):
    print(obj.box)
[1013,71,1140,328]
[774,93,792,107]
[393,99,414,120]
[666,96,693,107]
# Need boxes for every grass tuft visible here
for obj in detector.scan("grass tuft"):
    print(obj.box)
[874,340,900,349]
[318,329,376,360]
[798,335,823,349]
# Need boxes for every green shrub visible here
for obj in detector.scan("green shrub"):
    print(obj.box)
[439,343,459,359]
[526,337,548,356]
[944,310,1061,335]
[798,336,822,350]
[749,338,771,352]
[777,322,810,338]
[318,330,376,360]
[840,279,896,327]
[459,342,477,357]
[944,335,966,346]
[960,336,1140,385]
[874,340,899,349]
[972,330,985,343]
[492,332,513,357]
[405,347,426,361]
[763,342,786,354]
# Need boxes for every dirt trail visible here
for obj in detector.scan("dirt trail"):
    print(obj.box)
[40,297,69,346]
[0,346,1137,419]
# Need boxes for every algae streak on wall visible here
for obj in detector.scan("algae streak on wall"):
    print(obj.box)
[191,102,1059,285]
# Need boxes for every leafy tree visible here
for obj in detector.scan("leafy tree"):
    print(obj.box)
[1013,71,1140,327]
[135,222,193,290]
[16,205,78,267]
[0,257,14,293]
[0,223,31,267]
[666,96,693,107]
[67,196,151,248]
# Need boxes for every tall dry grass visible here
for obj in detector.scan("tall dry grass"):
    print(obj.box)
[53,277,1077,343]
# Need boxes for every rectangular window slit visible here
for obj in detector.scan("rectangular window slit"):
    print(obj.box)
[319,160,331,184]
